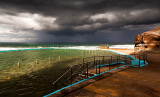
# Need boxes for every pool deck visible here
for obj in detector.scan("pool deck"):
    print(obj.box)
[64,52,160,97]
[47,50,160,97]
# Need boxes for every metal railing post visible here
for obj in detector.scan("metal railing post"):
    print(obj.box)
[96,60,97,74]
[71,66,72,84]
[99,60,100,75]
[139,55,141,67]
[125,55,127,65]
[146,53,147,61]
[143,53,145,64]
[103,56,104,65]
[83,58,85,70]
[94,56,95,67]
[136,55,138,59]
[123,55,125,65]
[110,56,112,63]
[87,62,88,78]
[102,56,104,65]
[109,60,111,70]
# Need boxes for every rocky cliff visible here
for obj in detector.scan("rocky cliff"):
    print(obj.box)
[135,26,160,50]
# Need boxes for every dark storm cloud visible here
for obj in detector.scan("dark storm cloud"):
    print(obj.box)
[0,0,160,42]
[0,0,160,15]
[55,15,94,26]
[42,28,96,36]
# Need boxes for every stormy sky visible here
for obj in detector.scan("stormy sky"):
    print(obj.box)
[0,0,160,43]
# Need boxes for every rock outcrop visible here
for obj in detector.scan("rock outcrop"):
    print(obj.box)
[134,26,160,50]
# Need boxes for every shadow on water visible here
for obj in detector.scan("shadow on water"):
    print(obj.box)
[0,58,79,97]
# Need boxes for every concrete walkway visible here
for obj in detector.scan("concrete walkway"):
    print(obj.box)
[65,53,160,97]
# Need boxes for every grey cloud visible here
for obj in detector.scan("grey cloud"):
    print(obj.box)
[0,0,160,42]
[0,0,160,17]
[55,15,94,26]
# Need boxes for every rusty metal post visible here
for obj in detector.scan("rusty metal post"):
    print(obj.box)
[49,57,51,64]
[59,56,61,62]
[49,57,51,61]
[117,56,119,63]
[18,62,20,70]
[36,59,38,65]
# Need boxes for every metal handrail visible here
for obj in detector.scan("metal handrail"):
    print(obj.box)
[73,61,95,83]
[52,54,147,86]
[58,63,84,85]
[53,55,122,86]
[53,61,81,85]
[58,61,95,85]
[53,68,70,85]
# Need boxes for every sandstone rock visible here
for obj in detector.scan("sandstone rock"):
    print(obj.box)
[134,26,160,50]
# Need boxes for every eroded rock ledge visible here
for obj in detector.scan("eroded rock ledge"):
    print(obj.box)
[135,26,160,51]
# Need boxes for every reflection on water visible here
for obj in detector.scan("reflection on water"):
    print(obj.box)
[0,64,69,97]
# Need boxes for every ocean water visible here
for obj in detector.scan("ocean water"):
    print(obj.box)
[0,43,134,51]
[109,44,134,49]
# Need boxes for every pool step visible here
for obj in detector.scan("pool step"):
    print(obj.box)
[76,72,96,82]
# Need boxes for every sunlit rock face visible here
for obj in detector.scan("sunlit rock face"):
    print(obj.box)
[135,26,160,50]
